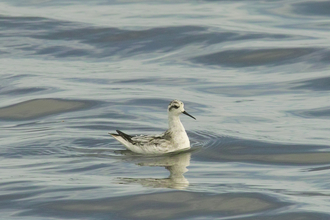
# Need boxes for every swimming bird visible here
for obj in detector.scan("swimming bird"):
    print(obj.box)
[110,100,196,154]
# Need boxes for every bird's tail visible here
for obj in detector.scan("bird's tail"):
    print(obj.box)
[115,130,132,142]
[109,130,134,147]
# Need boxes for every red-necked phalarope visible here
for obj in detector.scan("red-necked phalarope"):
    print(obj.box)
[110,100,196,154]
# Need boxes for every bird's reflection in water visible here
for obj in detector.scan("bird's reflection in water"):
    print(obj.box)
[117,151,191,190]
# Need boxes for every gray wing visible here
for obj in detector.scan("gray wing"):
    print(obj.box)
[131,130,172,147]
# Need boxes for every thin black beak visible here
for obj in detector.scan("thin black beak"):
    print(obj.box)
[182,111,196,120]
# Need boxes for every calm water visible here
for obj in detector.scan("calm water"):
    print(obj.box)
[1,0,330,219]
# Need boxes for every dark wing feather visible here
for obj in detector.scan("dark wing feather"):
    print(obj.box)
[116,130,133,142]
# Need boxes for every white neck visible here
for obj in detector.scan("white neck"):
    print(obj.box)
[167,113,190,149]
[168,114,185,132]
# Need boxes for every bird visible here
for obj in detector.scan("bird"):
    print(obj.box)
[110,100,196,154]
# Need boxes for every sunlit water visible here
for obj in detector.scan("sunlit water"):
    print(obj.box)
[1,0,330,219]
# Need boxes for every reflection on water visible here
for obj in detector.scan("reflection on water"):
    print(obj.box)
[194,135,330,165]
[33,191,286,220]
[0,98,92,120]
[117,152,191,190]
[192,48,316,67]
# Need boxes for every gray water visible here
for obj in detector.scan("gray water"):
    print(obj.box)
[1,0,330,219]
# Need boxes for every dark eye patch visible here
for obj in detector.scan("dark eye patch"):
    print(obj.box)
[169,105,179,110]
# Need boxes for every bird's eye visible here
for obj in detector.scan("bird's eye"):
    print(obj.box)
[173,105,179,109]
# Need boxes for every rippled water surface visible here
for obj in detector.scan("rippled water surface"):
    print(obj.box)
[1,0,330,219]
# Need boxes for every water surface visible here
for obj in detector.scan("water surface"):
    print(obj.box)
[1,0,330,219]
